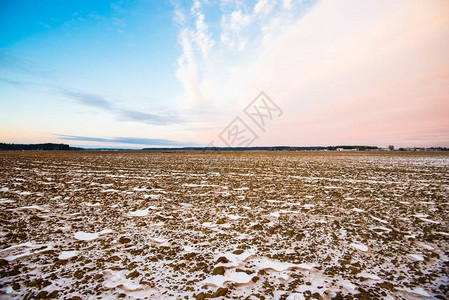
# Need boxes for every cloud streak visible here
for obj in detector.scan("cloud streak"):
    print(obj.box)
[59,88,182,125]
[0,77,30,88]
[54,134,198,146]
[0,52,54,77]
[59,89,113,110]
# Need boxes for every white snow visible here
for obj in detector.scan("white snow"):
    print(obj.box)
[58,250,78,260]
[17,205,46,211]
[0,199,15,204]
[151,222,164,228]
[74,231,99,241]
[370,216,388,224]
[149,237,167,244]
[256,258,316,271]
[417,243,434,250]
[101,189,120,193]
[234,187,249,190]
[436,231,449,236]
[183,245,193,252]
[372,226,392,233]
[0,242,41,252]
[267,199,283,203]
[315,219,327,224]
[202,271,253,287]
[155,212,173,219]
[286,293,306,300]
[398,287,432,298]
[133,187,148,191]
[350,243,369,252]
[99,228,114,235]
[5,244,53,261]
[226,214,245,220]
[215,250,254,268]
[409,287,431,297]
[143,194,160,199]
[183,183,218,187]
[352,208,365,212]
[408,254,424,261]
[357,272,381,280]
[202,222,217,228]
[413,213,429,218]
[128,208,150,217]
[103,270,144,291]
[419,218,440,224]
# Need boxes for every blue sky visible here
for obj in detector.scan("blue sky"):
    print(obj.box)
[1,0,189,147]
[1,0,448,148]
[0,0,180,100]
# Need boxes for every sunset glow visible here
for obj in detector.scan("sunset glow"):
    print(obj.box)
[1,0,448,148]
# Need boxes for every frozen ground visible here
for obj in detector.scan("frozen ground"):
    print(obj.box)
[0,151,448,299]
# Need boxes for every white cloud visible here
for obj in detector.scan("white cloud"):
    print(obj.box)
[173,0,449,147]
[194,11,215,57]
[229,10,252,31]
[175,28,200,104]
[282,0,292,10]
[220,9,252,49]
[174,0,313,110]
[174,0,216,104]
[254,0,276,15]
[191,0,215,57]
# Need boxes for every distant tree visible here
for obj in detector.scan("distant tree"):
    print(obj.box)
[0,143,82,151]
[388,145,395,151]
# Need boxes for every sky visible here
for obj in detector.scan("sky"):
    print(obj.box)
[1,0,448,148]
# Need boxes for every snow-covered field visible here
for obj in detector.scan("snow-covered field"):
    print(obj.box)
[0,151,448,299]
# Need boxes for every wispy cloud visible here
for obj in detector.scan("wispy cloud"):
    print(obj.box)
[59,89,113,110]
[54,134,198,146]
[0,77,30,87]
[191,0,215,58]
[174,0,216,104]
[117,110,176,125]
[174,0,316,108]
[59,88,182,125]
[171,0,449,147]
[0,52,54,77]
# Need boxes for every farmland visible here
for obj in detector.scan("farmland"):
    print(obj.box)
[0,151,448,299]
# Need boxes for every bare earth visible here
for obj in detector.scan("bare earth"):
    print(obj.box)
[0,151,448,299]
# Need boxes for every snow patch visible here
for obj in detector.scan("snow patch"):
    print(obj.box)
[350,243,369,252]
[58,250,78,260]
[202,271,254,287]
[74,231,99,241]
[408,254,424,261]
